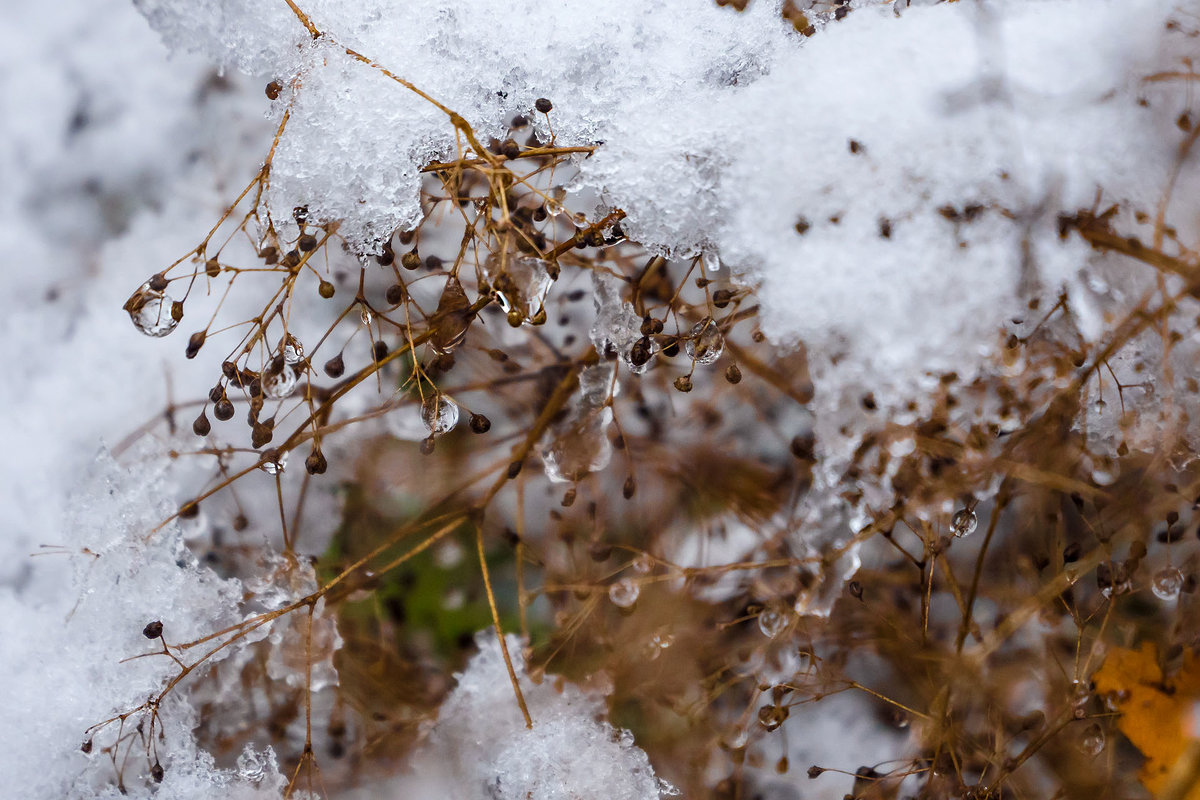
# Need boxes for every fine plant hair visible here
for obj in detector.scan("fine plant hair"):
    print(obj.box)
[88,2,1200,799]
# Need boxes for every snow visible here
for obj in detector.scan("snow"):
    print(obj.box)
[1,0,1194,797]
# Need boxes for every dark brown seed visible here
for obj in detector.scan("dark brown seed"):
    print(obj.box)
[535,97,553,113]
[725,364,742,384]
[232,513,249,531]
[807,766,824,779]
[142,620,164,639]
[221,361,237,379]
[214,398,234,420]
[712,289,734,308]
[251,423,273,448]
[848,580,863,599]
[507,460,523,479]
[622,476,636,499]
[673,375,692,393]
[372,341,388,362]
[179,500,199,519]
[469,413,491,433]
[209,384,225,403]
[562,488,577,507]
[261,246,278,264]
[205,258,220,278]
[1062,542,1082,563]
[265,80,281,100]
[401,250,421,270]
[385,284,406,305]
[192,411,211,437]
[151,763,164,783]
[588,542,612,562]
[298,233,318,252]
[81,739,92,754]
[170,301,184,322]
[324,353,345,378]
[148,273,168,292]
[419,436,436,455]
[281,250,300,268]
[661,339,680,358]
[185,330,206,359]
[305,450,328,475]
[318,280,335,299]
[376,245,395,266]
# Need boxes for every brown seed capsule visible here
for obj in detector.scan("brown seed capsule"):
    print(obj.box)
[281,250,300,268]
[848,580,863,599]
[385,283,405,305]
[562,487,577,507]
[419,436,436,455]
[149,272,168,292]
[142,620,164,639]
[170,301,184,322]
[179,500,199,519]
[151,763,164,783]
[507,460,523,479]
[500,138,521,159]
[661,338,680,358]
[622,475,636,499]
[535,97,553,113]
[81,739,92,754]
[261,246,279,264]
[673,375,693,393]
[318,280,335,299]
[265,80,281,99]
[376,244,394,266]
[372,341,388,362]
[208,384,225,403]
[214,398,234,421]
[629,338,652,368]
[298,233,318,252]
[324,353,345,378]
[469,412,491,433]
[221,361,237,379]
[232,513,249,531]
[185,330,206,359]
[401,250,421,270]
[588,542,613,562]
[725,364,742,384]
[192,411,211,437]
[305,450,328,475]
[807,766,824,779]
[712,288,734,308]
[205,258,220,278]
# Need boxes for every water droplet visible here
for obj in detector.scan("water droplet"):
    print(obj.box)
[359,307,374,327]
[127,285,180,337]
[282,334,304,364]
[656,778,681,797]
[545,186,567,217]
[758,603,790,638]
[236,748,266,784]
[1070,679,1090,709]
[1153,566,1184,600]
[260,450,288,475]
[541,406,613,482]
[608,577,640,608]
[482,255,553,325]
[684,317,724,365]
[1078,722,1105,756]
[262,366,298,399]
[951,508,978,537]
[420,394,460,435]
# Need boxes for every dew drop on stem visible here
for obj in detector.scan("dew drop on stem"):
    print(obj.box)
[608,577,640,608]
[951,508,977,537]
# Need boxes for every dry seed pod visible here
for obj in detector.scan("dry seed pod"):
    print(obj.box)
[469,412,491,434]
[318,280,335,299]
[324,353,345,378]
[185,330,206,359]
[305,449,328,475]
[192,411,211,437]
[142,620,163,639]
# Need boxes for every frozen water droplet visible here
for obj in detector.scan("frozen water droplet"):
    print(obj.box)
[685,317,724,365]
[657,778,681,797]
[282,334,305,364]
[951,508,978,537]
[1070,679,1090,709]
[1078,723,1105,756]
[541,406,613,482]
[482,254,553,324]
[236,747,266,784]
[608,577,640,608]
[262,366,298,399]
[545,186,567,217]
[421,394,459,435]
[1153,567,1183,600]
[758,603,790,638]
[359,307,374,327]
[260,450,288,475]
[127,285,180,337]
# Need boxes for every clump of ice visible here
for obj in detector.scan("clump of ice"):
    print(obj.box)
[407,635,670,800]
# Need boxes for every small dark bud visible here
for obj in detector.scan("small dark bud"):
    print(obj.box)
[848,580,863,599]
[385,283,406,305]
[419,436,436,455]
[1062,542,1082,563]
[150,763,164,783]
[232,513,249,531]
[588,542,612,562]
[401,250,422,270]
[260,246,279,264]
[629,338,652,367]
[248,377,263,398]
[376,244,395,266]
[372,341,389,362]
[143,620,164,639]
[170,301,184,322]
[185,330,206,359]
[148,273,168,292]
[622,475,636,499]
[725,364,742,384]
[265,80,281,99]
[208,384,225,403]
[535,97,553,113]
[205,258,220,278]
[298,233,318,252]
[500,138,521,159]
[81,739,93,754]
[507,460,523,479]
[192,411,211,437]
[251,423,273,448]
[712,288,734,308]
[318,280,335,299]
[807,766,824,779]
[324,353,345,378]
[469,413,491,433]
[214,398,234,421]
[281,250,300,268]
[661,338,680,358]
[562,488,577,507]
[221,361,237,379]
[790,433,815,461]
[305,450,328,475]
[673,375,693,393]
[179,500,199,519]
